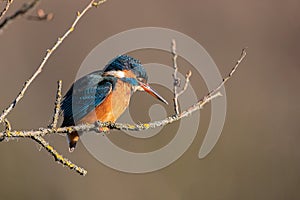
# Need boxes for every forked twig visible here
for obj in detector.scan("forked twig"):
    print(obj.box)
[172,39,193,114]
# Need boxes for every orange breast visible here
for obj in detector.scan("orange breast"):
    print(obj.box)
[78,79,132,125]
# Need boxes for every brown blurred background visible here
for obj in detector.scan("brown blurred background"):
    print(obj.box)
[0,0,299,199]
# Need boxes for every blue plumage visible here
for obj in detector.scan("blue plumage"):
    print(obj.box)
[61,70,116,127]
[104,55,148,82]
[61,54,168,151]
[61,55,147,127]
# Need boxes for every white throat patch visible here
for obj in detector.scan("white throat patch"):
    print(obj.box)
[104,71,126,78]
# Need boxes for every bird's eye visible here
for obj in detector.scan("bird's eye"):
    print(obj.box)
[137,77,144,83]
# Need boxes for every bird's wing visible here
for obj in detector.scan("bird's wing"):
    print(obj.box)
[61,70,116,126]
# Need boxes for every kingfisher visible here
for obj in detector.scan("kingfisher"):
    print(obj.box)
[61,55,168,152]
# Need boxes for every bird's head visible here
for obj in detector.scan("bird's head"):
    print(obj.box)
[103,55,168,104]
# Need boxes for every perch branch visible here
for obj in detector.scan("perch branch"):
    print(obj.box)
[0,48,246,139]
[0,92,222,139]
[0,0,107,124]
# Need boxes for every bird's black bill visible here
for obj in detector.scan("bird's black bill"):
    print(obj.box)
[139,82,168,105]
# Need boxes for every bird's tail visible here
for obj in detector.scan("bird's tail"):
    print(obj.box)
[67,131,79,152]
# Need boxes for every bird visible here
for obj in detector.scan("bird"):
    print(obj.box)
[61,55,168,152]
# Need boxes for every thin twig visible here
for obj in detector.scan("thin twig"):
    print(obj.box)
[0,118,11,141]
[177,70,192,97]
[2,118,11,140]
[0,0,14,20]
[207,48,247,98]
[171,39,192,114]
[3,118,11,132]
[0,0,40,30]
[0,0,107,124]
[171,39,180,114]
[49,80,62,129]
[31,135,87,175]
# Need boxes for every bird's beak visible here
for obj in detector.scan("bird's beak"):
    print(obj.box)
[139,82,168,105]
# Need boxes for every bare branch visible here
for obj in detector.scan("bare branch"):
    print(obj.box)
[0,89,220,140]
[48,80,62,129]
[0,0,14,20]
[0,92,222,139]
[207,48,247,98]
[31,135,87,176]
[0,118,11,141]
[0,0,107,124]
[3,118,11,132]
[177,70,192,97]
[171,39,180,114]
[0,0,40,30]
